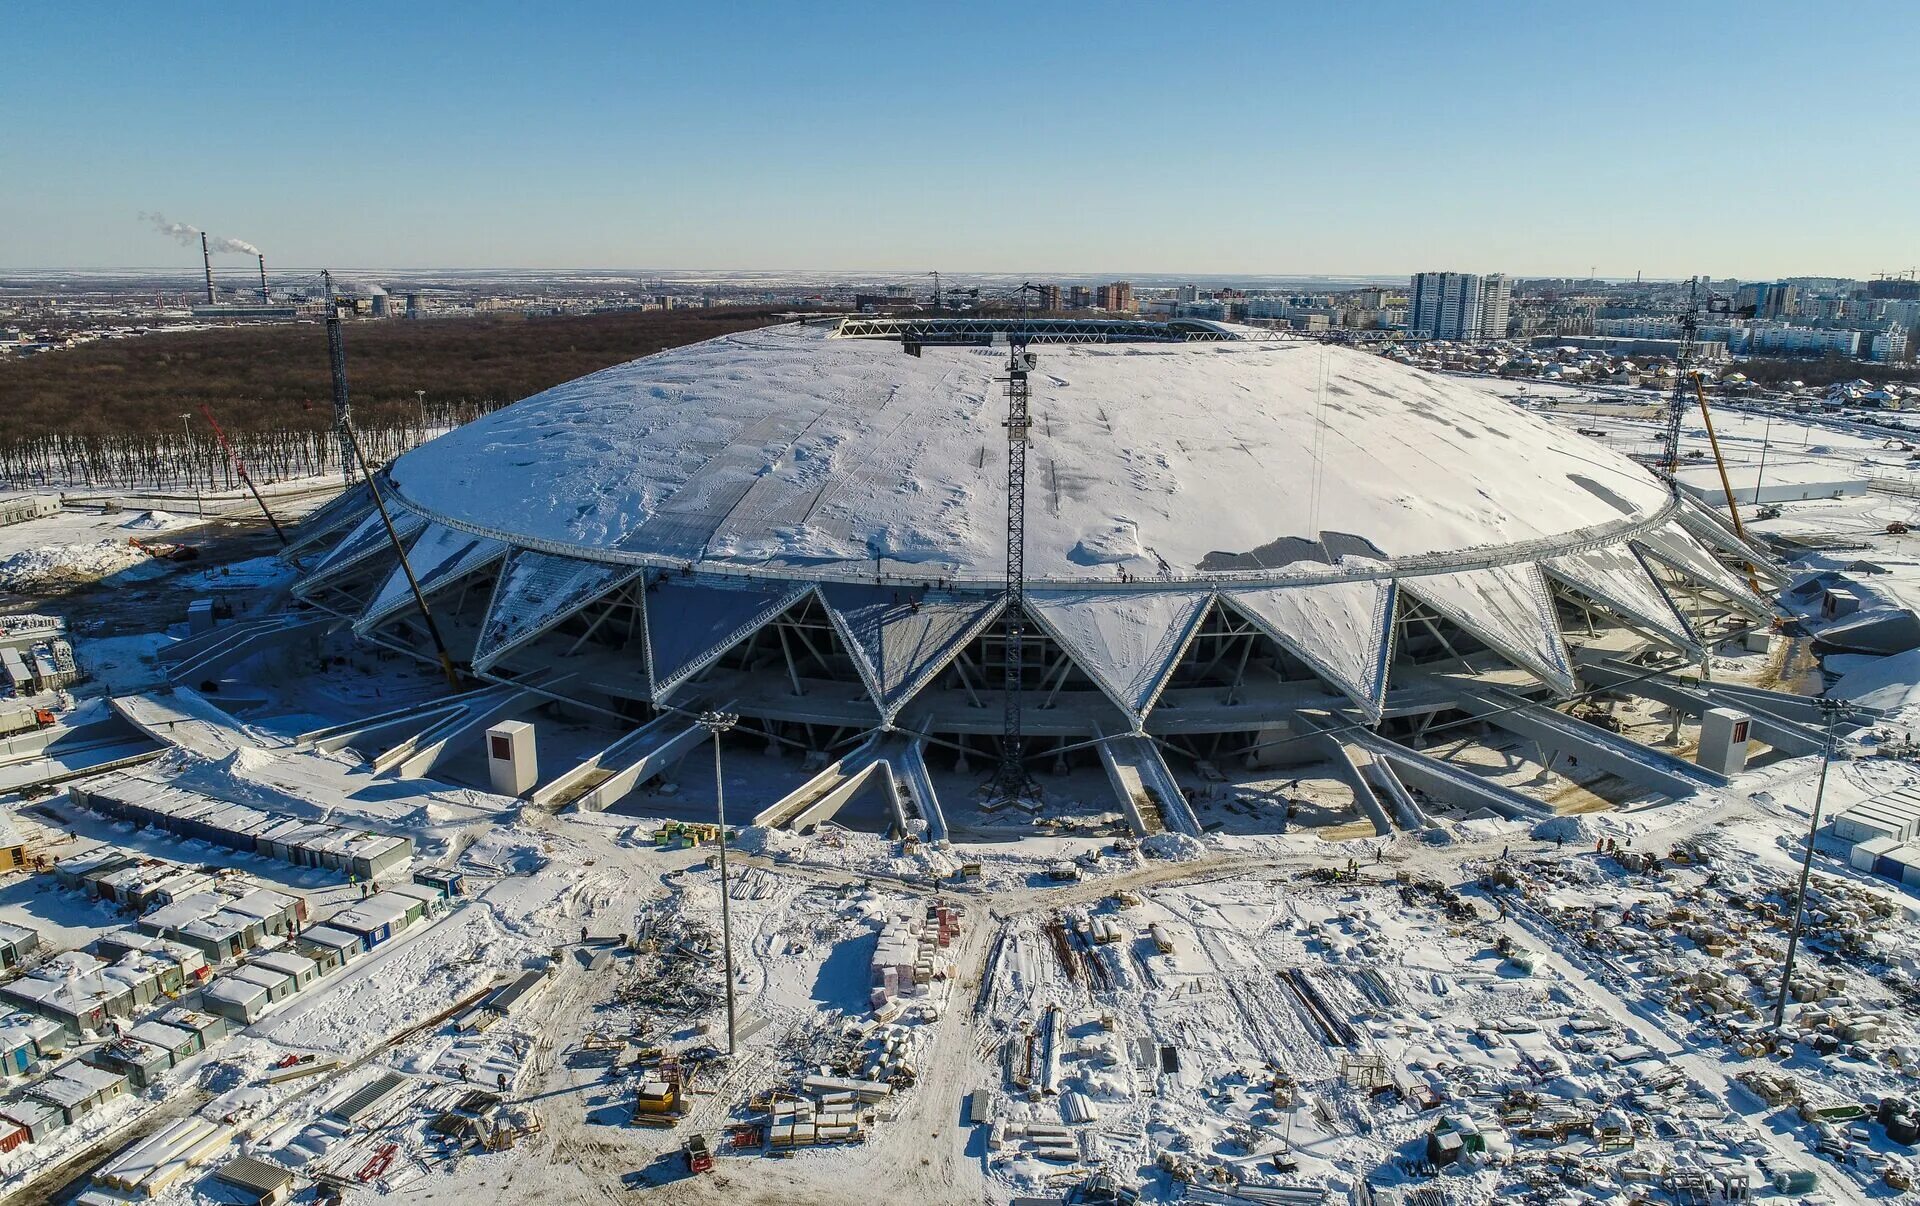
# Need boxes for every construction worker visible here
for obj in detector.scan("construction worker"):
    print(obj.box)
[458,1062,470,1082]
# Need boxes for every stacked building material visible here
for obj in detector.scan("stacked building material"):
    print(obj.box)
[94,1115,236,1195]
[867,906,956,1011]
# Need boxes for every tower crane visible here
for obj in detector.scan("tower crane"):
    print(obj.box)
[987,284,1045,805]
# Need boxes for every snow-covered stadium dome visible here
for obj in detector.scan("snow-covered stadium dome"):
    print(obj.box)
[284,317,1772,759]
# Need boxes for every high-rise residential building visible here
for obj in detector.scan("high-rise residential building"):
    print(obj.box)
[1094,281,1136,313]
[1176,284,1200,303]
[1735,282,1801,320]
[1410,272,1511,340]
[1036,284,1062,312]
[1067,286,1093,310]
[1477,275,1511,340]
[1873,326,1911,363]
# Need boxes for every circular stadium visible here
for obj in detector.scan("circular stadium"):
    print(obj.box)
[279,317,1774,829]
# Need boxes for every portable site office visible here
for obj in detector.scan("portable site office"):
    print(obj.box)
[0,1010,61,1075]
[0,1097,64,1143]
[412,866,466,897]
[327,891,419,949]
[251,949,320,992]
[73,771,415,882]
[28,1061,127,1124]
[53,849,132,893]
[295,925,360,970]
[0,921,39,970]
[228,963,296,1004]
[202,974,272,1025]
[1,953,131,1038]
[129,1019,201,1064]
[96,931,210,983]
[156,1005,228,1047]
[87,1036,172,1088]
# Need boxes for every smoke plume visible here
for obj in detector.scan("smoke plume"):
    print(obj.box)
[140,212,262,257]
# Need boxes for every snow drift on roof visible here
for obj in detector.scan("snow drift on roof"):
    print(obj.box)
[1402,563,1575,694]
[644,575,812,700]
[1219,579,1396,718]
[1543,542,1697,652]
[383,323,1670,585]
[1025,589,1214,726]
[818,585,1004,725]
[472,551,644,673]
[355,522,508,634]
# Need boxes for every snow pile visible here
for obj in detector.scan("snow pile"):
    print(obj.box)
[0,540,157,591]
[120,510,194,532]
[1532,814,1603,844]
[1831,649,1920,711]
[1139,831,1205,861]
[459,829,549,877]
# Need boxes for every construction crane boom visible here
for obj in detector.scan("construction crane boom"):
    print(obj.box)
[196,403,287,546]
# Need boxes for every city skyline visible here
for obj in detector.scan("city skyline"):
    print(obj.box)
[5,1,1916,277]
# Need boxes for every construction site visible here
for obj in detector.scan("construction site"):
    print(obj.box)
[2,311,1920,1205]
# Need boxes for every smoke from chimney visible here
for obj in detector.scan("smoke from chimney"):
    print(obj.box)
[141,212,261,257]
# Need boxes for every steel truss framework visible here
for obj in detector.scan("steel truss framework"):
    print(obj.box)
[289,531,1768,771]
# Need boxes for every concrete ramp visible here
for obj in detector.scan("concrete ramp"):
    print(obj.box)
[293,683,504,755]
[1364,754,1434,830]
[539,713,710,813]
[1339,727,1553,822]
[1308,732,1394,835]
[893,735,948,844]
[1575,654,1833,757]
[1095,733,1201,838]
[367,685,524,777]
[1453,683,1727,798]
[753,737,909,835]
[167,615,334,685]
[378,679,566,780]
[1304,724,1417,833]
[159,616,286,665]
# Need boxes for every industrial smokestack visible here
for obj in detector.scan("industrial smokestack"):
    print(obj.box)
[200,232,215,304]
[258,254,269,304]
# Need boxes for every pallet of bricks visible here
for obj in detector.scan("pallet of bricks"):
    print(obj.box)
[868,903,958,1018]
[769,1077,892,1150]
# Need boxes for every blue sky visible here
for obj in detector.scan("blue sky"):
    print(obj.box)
[4,1,1915,277]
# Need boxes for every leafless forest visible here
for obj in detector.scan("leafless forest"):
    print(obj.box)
[0,307,783,490]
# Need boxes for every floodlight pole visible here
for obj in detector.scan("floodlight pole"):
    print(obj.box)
[1773,698,1843,1032]
[699,710,740,1055]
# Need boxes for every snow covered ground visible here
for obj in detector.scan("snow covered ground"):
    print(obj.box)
[8,395,1920,1204]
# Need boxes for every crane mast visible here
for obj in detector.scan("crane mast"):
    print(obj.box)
[1660,278,1701,476]
[988,286,1043,804]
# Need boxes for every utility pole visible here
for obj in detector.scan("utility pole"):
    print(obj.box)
[1774,698,1845,1032]
[988,285,1045,806]
[928,271,943,312]
[698,710,740,1055]
[179,413,202,515]
[415,389,428,439]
